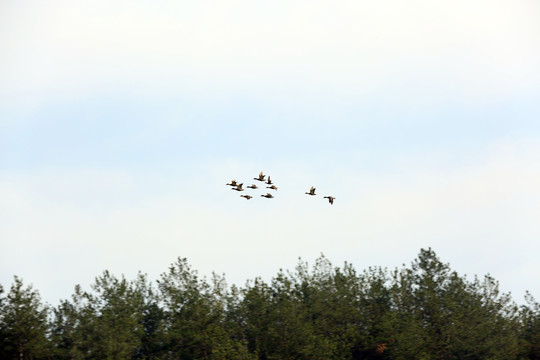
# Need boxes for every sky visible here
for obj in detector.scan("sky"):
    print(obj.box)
[1,0,540,305]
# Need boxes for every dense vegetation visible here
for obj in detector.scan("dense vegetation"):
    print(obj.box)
[1,248,540,359]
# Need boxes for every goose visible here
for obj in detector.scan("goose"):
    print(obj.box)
[247,184,258,189]
[232,183,244,191]
[241,195,252,200]
[254,171,266,182]
[266,176,273,185]
[324,196,335,205]
[305,186,316,196]
[261,193,274,198]
[266,185,278,191]
[226,180,238,187]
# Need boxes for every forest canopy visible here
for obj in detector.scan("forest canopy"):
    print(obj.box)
[1,248,540,360]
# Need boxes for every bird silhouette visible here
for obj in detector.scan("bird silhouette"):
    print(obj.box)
[324,196,335,205]
[232,183,244,191]
[241,195,252,200]
[305,186,316,196]
[266,185,278,191]
[254,171,266,182]
[261,193,274,198]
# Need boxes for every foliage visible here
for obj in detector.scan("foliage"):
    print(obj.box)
[0,277,50,359]
[1,249,539,359]
[520,293,540,359]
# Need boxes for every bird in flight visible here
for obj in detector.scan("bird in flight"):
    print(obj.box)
[227,174,335,205]
[254,171,266,182]
[232,183,244,191]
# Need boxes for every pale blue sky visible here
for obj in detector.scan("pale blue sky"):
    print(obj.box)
[1,0,540,304]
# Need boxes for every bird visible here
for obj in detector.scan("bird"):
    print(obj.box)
[254,171,266,182]
[266,176,273,185]
[266,185,278,191]
[324,196,335,205]
[305,186,316,196]
[232,183,244,191]
[247,184,258,189]
[261,193,274,198]
[241,195,252,200]
[226,180,238,187]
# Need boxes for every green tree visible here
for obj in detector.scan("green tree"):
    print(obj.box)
[137,300,167,359]
[50,298,81,359]
[4,248,536,359]
[52,271,150,359]
[158,257,254,360]
[0,277,50,360]
[385,248,520,360]
[290,256,374,359]
[520,292,540,359]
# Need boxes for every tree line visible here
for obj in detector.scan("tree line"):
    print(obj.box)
[1,248,540,359]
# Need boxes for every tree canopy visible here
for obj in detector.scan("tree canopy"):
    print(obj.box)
[1,248,539,359]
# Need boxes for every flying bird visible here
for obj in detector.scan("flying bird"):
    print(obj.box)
[266,185,278,191]
[241,195,252,200]
[247,184,258,189]
[232,183,244,191]
[226,180,238,187]
[324,196,335,205]
[266,176,273,185]
[261,193,274,198]
[254,171,266,182]
[305,186,316,196]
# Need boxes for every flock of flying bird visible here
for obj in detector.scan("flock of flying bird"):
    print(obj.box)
[226,171,336,205]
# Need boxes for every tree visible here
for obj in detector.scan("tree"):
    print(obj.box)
[290,256,376,359]
[50,271,150,359]
[0,277,50,360]
[385,248,520,360]
[50,298,81,359]
[158,257,254,360]
[4,248,538,359]
[519,292,540,359]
